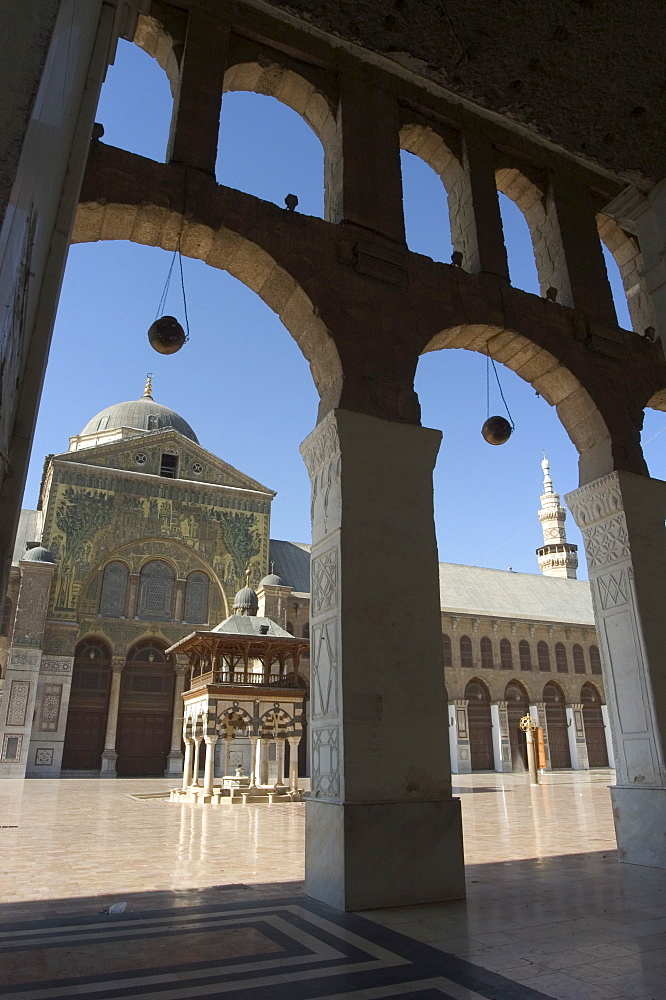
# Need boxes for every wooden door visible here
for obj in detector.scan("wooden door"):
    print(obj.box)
[582,685,609,768]
[62,641,110,770]
[465,680,494,770]
[116,644,174,776]
[544,683,571,768]
[506,683,528,771]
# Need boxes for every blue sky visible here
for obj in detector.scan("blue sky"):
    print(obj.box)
[24,41,666,577]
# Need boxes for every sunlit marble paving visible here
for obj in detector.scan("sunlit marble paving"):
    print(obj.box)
[0,772,664,999]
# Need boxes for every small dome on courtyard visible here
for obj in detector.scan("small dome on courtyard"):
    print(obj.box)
[21,545,56,563]
[259,572,283,587]
[233,585,259,615]
[79,375,198,443]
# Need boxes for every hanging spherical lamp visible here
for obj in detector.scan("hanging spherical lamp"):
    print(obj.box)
[481,415,513,446]
[147,315,186,355]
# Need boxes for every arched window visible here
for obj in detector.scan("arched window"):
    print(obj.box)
[442,633,452,669]
[99,562,128,618]
[573,643,586,674]
[519,640,532,671]
[537,641,551,672]
[480,636,493,669]
[460,635,473,668]
[286,621,294,635]
[137,560,175,621]
[0,596,12,637]
[589,645,603,675]
[500,638,513,670]
[555,642,568,673]
[184,572,209,624]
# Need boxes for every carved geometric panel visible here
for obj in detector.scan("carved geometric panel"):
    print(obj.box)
[311,620,338,720]
[1,734,22,762]
[39,684,63,732]
[6,680,29,726]
[34,748,54,766]
[584,515,630,569]
[311,725,340,799]
[597,569,629,610]
[311,549,338,615]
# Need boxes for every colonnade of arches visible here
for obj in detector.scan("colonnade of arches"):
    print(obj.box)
[453,678,609,773]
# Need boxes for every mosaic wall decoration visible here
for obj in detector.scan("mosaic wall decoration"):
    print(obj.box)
[39,684,62,731]
[6,680,29,726]
[1,734,22,762]
[34,747,54,766]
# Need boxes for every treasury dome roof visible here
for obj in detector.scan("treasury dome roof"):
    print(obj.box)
[79,375,198,444]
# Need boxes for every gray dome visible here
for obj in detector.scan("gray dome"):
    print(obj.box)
[79,395,198,443]
[21,545,56,563]
[259,573,282,587]
[233,586,259,615]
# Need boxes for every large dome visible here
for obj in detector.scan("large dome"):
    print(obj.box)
[79,387,198,444]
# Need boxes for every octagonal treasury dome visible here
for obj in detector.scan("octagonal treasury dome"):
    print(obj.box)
[79,377,198,444]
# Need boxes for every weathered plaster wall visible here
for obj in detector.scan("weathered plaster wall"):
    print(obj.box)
[260,0,666,183]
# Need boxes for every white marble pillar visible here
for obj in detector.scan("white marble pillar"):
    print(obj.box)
[300,410,464,910]
[182,736,194,791]
[529,702,549,770]
[275,739,285,788]
[567,471,666,867]
[491,701,512,772]
[453,699,471,774]
[248,736,259,789]
[192,736,202,786]
[203,735,217,796]
[566,704,589,770]
[288,736,301,790]
[100,660,124,777]
[259,738,270,785]
[601,704,616,768]
[165,663,188,777]
[448,704,459,774]
[224,736,233,776]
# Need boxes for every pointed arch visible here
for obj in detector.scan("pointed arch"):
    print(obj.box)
[597,213,655,335]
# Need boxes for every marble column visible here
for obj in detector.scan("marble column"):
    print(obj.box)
[248,736,259,789]
[259,739,270,785]
[223,737,233,776]
[165,662,188,777]
[203,735,218,796]
[529,702,549,770]
[448,704,459,774]
[182,736,194,791]
[100,659,124,777]
[300,410,464,910]
[453,699,471,774]
[566,704,590,770]
[288,736,301,790]
[601,704,616,768]
[491,701,512,773]
[192,736,202,786]
[567,471,666,867]
[275,739,285,788]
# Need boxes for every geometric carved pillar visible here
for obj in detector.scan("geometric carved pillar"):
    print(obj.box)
[165,661,188,777]
[100,659,124,777]
[530,702,550,770]
[300,410,464,910]
[182,736,194,791]
[491,701,512,772]
[288,736,300,790]
[566,703,590,770]
[452,699,471,774]
[567,471,666,867]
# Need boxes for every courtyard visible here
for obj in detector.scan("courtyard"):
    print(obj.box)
[0,771,664,999]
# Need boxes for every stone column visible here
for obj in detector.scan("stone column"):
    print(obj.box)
[248,735,259,789]
[126,573,140,619]
[288,736,301,790]
[275,739,285,788]
[182,736,194,791]
[223,737,233,776]
[491,701,512,772]
[452,699,471,774]
[567,471,666,867]
[447,704,458,773]
[566,703,590,770]
[174,580,186,622]
[192,735,202,786]
[100,659,124,777]
[455,133,510,280]
[165,662,188,776]
[601,704,616,768]
[203,735,218,797]
[300,410,464,910]
[258,738,270,785]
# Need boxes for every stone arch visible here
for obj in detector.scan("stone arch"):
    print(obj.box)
[72,206,342,403]
[421,324,612,480]
[597,213,655,335]
[62,637,113,771]
[543,679,571,768]
[217,706,252,738]
[495,166,555,297]
[581,681,609,767]
[134,13,182,94]
[399,123,462,253]
[464,677,493,771]
[259,706,295,737]
[505,679,529,771]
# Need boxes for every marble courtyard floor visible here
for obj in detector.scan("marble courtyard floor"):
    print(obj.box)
[0,771,664,999]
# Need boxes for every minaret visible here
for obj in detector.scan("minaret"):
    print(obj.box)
[536,455,578,578]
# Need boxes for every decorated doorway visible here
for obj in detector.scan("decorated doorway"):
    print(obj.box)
[582,683,609,767]
[116,641,174,776]
[544,681,571,768]
[62,639,111,770]
[465,679,494,770]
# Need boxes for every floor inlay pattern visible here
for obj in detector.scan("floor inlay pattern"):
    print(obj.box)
[0,896,553,1000]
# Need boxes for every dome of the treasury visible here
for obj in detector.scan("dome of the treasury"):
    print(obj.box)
[21,545,56,563]
[79,376,198,444]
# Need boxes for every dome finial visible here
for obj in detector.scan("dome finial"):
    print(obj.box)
[143,373,154,399]
[541,453,553,493]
